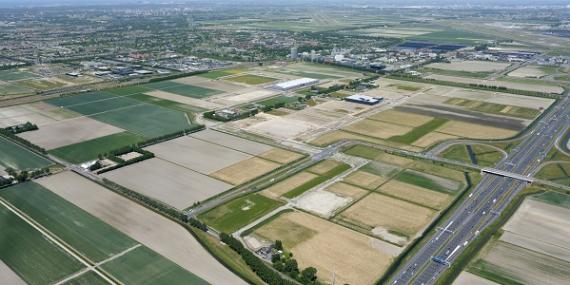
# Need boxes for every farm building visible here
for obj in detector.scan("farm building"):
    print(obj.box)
[274,78,319,91]
[344,94,383,105]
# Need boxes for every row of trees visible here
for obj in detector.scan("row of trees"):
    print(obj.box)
[5,167,50,183]
[0,129,47,154]
[271,240,318,284]
[220,233,298,285]
[388,73,558,99]
[4,122,38,134]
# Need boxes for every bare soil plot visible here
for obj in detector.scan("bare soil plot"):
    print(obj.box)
[310,130,426,153]
[343,119,413,140]
[338,192,436,238]
[0,102,78,128]
[426,61,510,73]
[425,74,564,94]
[0,261,25,285]
[189,129,273,155]
[307,159,344,175]
[295,190,352,217]
[377,180,452,210]
[476,241,570,285]
[508,65,548,78]
[453,272,499,285]
[436,121,517,139]
[324,182,369,200]
[313,100,372,115]
[146,136,252,174]
[246,113,321,140]
[368,109,433,127]
[37,171,247,285]
[145,90,223,110]
[17,116,123,150]
[343,171,387,190]
[412,132,458,148]
[427,88,554,109]
[261,172,319,199]
[258,148,304,164]
[252,211,400,285]
[102,158,232,209]
[501,199,570,262]
[221,89,277,104]
[210,157,280,185]
[174,76,246,93]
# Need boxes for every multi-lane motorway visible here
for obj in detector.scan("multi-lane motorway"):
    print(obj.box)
[389,94,570,285]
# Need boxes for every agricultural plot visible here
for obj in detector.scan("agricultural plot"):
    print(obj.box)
[466,194,570,285]
[294,182,367,217]
[101,246,208,285]
[0,261,25,285]
[189,129,273,155]
[49,132,144,164]
[146,136,252,174]
[145,81,222,99]
[225,74,277,85]
[0,136,53,170]
[47,91,194,138]
[18,116,123,150]
[174,75,246,93]
[0,82,34,96]
[444,98,541,120]
[101,158,233,209]
[0,203,84,285]
[377,180,453,210]
[248,211,401,285]
[425,61,510,73]
[0,70,38,81]
[211,157,280,185]
[197,68,245,79]
[441,144,505,167]
[335,193,436,244]
[425,74,564,94]
[0,101,79,128]
[410,29,496,45]
[37,171,248,285]
[261,172,319,199]
[199,193,284,233]
[1,182,138,262]
[536,162,570,186]
[508,65,549,78]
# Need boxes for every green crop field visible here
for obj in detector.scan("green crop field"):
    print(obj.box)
[50,132,144,163]
[20,79,65,90]
[394,170,457,194]
[0,82,34,95]
[283,163,351,199]
[198,69,244,79]
[226,74,277,85]
[444,98,540,120]
[128,93,206,113]
[411,29,496,45]
[277,70,341,79]
[48,92,194,138]
[146,81,222,98]
[0,136,54,170]
[0,204,84,285]
[47,91,117,108]
[63,271,108,285]
[1,182,138,262]
[441,144,504,167]
[101,246,208,285]
[531,191,570,209]
[258,95,299,107]
[0,70,38,81]
[91,104,191,137]
[108,85,153,96]
[536,162,570,186]
[344,145,383,160]
[199,193,284,233]
[389,118,448,144]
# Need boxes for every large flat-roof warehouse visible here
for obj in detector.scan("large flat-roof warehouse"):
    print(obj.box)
[344,94,383,105]
[274,78,319,90]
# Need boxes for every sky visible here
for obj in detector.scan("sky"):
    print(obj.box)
[0,0,568,8]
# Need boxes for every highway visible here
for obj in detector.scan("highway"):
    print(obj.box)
[388,93,570,285]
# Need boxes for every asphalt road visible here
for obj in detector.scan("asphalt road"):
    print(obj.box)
[389,94,570,285]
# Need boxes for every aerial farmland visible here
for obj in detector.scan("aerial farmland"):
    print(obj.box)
[1,3,570,285]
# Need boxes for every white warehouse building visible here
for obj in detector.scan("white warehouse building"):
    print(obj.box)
[274,78,319,91]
